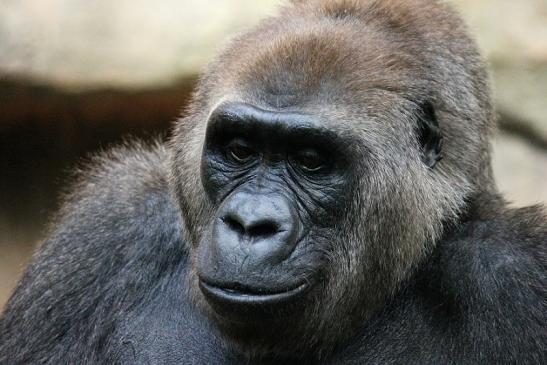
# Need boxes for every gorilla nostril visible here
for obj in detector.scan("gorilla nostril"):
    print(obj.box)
[222,215,245,235]
[222,214,281,239]
[248,221,280,238]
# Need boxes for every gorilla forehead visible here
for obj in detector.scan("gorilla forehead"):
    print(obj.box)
[216,23,424,108]
[205,3,455,102]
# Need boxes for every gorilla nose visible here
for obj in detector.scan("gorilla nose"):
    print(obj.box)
[223,214,281,240]
[214,192,300,265]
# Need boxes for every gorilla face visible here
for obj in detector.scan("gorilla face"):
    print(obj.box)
[172,95,461,356]
[170,2,478,353]
[196,102,354,320]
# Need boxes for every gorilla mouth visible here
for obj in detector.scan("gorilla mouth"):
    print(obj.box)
[199,280,309,306]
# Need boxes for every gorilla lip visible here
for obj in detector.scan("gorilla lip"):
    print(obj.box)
[199,280,309,306]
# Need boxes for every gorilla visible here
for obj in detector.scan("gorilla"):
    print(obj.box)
[1,0,545,364]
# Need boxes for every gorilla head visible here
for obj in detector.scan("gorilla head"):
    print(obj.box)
[170,0,494,356]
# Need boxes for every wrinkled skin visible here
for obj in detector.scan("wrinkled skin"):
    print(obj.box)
[1,0,545,364]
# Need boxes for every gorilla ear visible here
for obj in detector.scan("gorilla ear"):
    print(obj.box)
[416,102,443,169]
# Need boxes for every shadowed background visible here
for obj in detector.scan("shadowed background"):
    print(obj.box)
[1,0,546,309]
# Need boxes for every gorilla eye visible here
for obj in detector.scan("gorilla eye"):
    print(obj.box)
[227,139,255,163]
[293,148,327,173]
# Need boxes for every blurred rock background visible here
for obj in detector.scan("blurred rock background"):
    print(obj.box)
[0,0,545,309]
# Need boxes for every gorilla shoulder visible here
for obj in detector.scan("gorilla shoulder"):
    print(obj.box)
[442,203,546,290]
[436,203,546,360]
[40,140,184,260]
[0,142,186,363]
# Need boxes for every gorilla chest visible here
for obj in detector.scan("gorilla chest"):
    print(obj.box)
[112,298,450,365]
[110,266,452,364]
[112,277,238,364]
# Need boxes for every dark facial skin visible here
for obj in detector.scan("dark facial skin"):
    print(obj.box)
[197,102,352,320]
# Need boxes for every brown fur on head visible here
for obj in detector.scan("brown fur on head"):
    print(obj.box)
[170,0,494,358]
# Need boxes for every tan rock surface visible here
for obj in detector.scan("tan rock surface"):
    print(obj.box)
[493,132,547,206]
[0,0,279,90]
